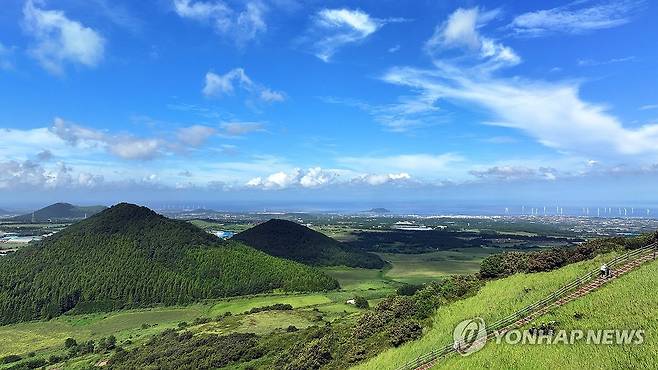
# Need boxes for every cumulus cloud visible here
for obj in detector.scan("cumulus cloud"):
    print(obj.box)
[203,68,285,103]
[173,0,267,46]
[426,7,520,67]
[36,149,53,161]
[22,0,105,74]
[245,167,412,189]
[0,158,102,190]
[509,0,644,37]
[303,8,383,62]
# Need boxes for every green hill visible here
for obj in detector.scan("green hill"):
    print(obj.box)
[0,203,338,324]
[356,251,658,370]
[438,260,658,369]
[11,202,107,222]
[232,219,386,268]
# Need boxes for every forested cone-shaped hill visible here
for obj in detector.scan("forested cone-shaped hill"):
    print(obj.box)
[10,202,107,222]
[0,203,338,324]
[232,219,386,268]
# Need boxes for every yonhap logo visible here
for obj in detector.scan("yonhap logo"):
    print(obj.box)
[453,318,487,355]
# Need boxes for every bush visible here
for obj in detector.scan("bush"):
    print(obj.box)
[353,296,369,309]
[64,337,77,348]
[387,320,422,347]
[396,284,423,296]
[1,355,22,364]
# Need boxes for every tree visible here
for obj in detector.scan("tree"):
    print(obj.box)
[64,338,77,349]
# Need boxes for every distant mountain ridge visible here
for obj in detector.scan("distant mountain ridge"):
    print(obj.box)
[0,203,338,324]
[11,202,107,222]
[232,219,386,269]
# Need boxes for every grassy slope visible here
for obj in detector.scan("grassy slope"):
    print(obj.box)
[0,293,330,358]
[439,259,658,369]
[356,253,617,370]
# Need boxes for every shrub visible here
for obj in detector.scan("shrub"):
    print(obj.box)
[1,355,22,364]
[353,296,369,309]
[64,337,77,348]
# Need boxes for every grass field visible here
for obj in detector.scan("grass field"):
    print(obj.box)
[322,266,395,290]
[379,247,504,284]
[0,293,335,360]
[438,258,658,369]
[356,253,618,370]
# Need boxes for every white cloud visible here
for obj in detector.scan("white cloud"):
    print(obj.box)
[260,88,286,103]
[219,121,265,137]
[173,0,267,45]
[425,7,520,67]
[640,104,658,111]
[304,8,382,62]
[176,125,217,146]
[245,167,413,189]
[509,0,644,37]
[469,166,558,181]
[577,56,636,66]
[51,118,163,160]
[376,6,658,161]
[357,172,411,186]
[23,0,105,74]
[0,158,103,190]
[382,63,658,160]
[203,68,285,103]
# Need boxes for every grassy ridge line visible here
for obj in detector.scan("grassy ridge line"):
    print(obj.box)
[439,259,658,369]
[355,253,616,370]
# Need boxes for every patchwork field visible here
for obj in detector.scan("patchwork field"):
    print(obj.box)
[379,247,506,284]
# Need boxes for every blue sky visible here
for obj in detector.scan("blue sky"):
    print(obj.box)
[1,0,657,208]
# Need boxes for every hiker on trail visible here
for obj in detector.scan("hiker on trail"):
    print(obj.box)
[600,263,608,278]
[605,265,611,278]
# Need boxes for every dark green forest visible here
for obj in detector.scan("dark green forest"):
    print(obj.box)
[0,204,338,324]
[232,219,386,268]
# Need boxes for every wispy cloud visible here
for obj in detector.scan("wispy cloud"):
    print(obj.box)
[577,56,636,66]
[425,7,520,68]
[22,0,105,74]
[219,121,265,137]
[203,68,285,103]
[509,0,645,37]
[470,166,558,181]
[302,8,391,62]
[173,0,267,46]
[640,104,658,111]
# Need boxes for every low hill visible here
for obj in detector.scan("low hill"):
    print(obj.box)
[0,208,10,215]
[0,203,338,324]
[11,202,106,222]
[232,219,386,268]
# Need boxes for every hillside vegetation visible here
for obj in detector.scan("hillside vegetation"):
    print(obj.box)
[0,204,338,324]
[356,254,620,369]
[233,219,386,268]
[438,260,658,369]
[10,202,106,222]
